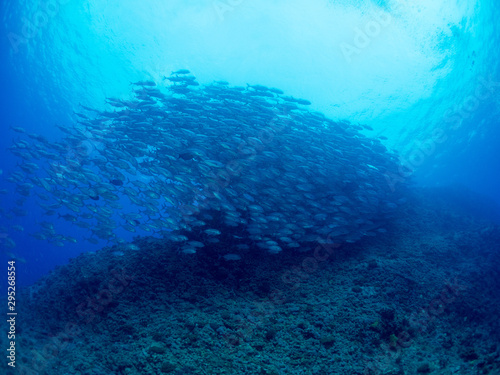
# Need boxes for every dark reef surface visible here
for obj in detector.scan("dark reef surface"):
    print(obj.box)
[5,187,500,375]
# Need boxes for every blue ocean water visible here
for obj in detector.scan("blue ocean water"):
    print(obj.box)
[0,0,499,290]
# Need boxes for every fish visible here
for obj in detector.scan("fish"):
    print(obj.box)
[222,254,241,261]
[172,69,190,75]
[110,179,124,186]
[178,149,205,160]
[64,236,78,243]
[204,229,221,236]
[10,126,26,133]
[3,70,405,253]
[5,252,26,263]
[58,213,77,222]
[187,241,204,248]
[2,238,16,249]
[131,80,156,86]
[30,232,47,240]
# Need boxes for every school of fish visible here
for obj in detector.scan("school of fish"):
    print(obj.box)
[1,70,407,256]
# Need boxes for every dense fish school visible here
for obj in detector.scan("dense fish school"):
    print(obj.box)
[3,71,406,256]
